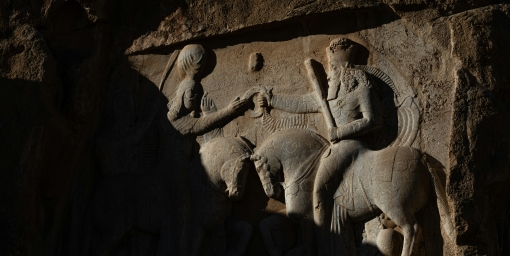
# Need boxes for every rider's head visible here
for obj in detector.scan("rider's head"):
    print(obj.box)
[327,38,358,69]
[176,44,207,80]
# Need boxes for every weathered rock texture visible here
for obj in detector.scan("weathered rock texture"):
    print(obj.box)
[1,0,510,255]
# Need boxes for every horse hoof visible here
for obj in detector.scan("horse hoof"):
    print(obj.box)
[376,229,403,256]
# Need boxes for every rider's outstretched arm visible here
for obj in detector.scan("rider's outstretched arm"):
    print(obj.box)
[269,93,320,114]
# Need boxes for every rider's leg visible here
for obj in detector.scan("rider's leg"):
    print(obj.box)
[313,151,345,228]
[313,147,349,255]
[312,140,360,255]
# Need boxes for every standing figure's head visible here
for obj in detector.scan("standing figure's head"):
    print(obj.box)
[326,38,358,69]
[176,44,207,80]
[168,44,206,117]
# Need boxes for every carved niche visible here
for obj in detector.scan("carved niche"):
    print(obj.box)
[90,18,454,256]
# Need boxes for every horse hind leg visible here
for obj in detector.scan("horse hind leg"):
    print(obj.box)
[386,210,419,256]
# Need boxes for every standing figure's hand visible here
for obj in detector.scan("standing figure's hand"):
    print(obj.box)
[201,92,217,115]
[328,127,339,142]
[228,97,250,114]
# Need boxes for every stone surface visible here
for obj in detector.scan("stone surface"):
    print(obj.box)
[1,1,510,256]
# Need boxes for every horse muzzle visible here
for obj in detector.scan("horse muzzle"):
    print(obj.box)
[227,187,244,201]
[228,190,242,201]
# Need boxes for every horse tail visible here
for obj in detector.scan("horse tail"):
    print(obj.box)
[424,155,455,242]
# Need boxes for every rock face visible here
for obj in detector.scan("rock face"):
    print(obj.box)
[1,1,510,255]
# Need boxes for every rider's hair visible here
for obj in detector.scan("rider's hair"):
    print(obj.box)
[329,38,357,53]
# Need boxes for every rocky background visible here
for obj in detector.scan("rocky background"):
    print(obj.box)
[1,0,510,255]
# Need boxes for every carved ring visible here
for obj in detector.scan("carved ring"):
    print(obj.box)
[241,86,268,118]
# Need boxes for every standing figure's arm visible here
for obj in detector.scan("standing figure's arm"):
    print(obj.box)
[169,99,248,136]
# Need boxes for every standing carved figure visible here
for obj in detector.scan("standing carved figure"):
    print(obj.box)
[259,38,383,254]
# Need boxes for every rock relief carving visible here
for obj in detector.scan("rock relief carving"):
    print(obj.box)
[250,38,454,256]
[89,38,449,256]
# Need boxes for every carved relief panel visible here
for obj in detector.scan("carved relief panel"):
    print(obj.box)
[90,11,456,256]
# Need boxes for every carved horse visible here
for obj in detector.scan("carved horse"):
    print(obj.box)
[250,129,453,256]
[87,136,253,256]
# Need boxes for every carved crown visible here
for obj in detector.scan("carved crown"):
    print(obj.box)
[327,38,358,63]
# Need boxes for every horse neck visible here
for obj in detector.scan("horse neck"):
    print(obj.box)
[272,151,300,183]
[284,146,330,185]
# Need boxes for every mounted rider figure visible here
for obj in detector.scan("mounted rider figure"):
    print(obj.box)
[259,38,384,255]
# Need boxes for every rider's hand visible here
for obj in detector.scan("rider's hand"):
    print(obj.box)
[228,97,250,114]
[328,127,339,142]
[257,93,269,108]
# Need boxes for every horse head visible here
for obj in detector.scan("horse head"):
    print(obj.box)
[221,153,251,201]
[250,154,282,199]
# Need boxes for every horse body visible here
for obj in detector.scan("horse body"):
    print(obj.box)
[252,129,438,256]
[335,147,430,223]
